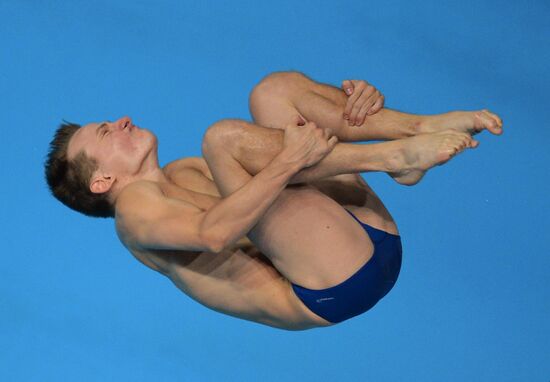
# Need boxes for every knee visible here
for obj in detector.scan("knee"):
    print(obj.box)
[249,71,309,105]
[202,119,244,157]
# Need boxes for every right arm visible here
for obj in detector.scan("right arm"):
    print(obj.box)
[117,157,298,253]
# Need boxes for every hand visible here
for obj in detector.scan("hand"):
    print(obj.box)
[342,79,385,126]
[281,116,338,168]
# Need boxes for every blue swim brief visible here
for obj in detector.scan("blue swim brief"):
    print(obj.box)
[291,209,402,324]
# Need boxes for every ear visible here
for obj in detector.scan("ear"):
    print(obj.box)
[90,172,115,194]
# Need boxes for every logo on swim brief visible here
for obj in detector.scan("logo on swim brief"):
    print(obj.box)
[316,297,335,303]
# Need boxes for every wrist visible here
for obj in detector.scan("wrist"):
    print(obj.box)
[271,151,304,175]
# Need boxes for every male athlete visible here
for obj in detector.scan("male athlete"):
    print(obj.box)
[45,72,502,330]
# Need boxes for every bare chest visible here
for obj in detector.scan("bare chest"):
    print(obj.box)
[127,164,222,272]
[161,170,221,211]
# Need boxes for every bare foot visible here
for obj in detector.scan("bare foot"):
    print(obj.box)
[389,130,478,185]
[419,110,503,136]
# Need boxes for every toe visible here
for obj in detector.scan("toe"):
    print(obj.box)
[481,110,503,134]
[485,110,503,127]
[487,119,498,132]
[476,111,498,134]
[466,134,479,148]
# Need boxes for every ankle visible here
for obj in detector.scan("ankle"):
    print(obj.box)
[412,116,433,135]
[384,142,408,173]
[414,114,442,135]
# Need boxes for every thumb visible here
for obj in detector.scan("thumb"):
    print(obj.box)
[327,135,338,149]
[342,80,354,96]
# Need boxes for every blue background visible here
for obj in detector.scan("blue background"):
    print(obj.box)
[1,1,549,381]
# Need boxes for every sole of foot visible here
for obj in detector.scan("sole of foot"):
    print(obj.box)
[390,130,478,186]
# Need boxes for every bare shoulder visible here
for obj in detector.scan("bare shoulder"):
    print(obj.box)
[114,181,163,245]
[115,180,208,251]
[115,181,163,217]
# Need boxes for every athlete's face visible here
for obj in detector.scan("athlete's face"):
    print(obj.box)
[67,116,157,190]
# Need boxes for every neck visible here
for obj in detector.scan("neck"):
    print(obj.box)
[108,166,169,204]
[108,149,170,203]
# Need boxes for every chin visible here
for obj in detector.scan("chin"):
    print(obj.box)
[140,130,159,158]
[137,128,157,146]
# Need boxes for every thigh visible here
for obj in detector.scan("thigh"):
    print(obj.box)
[307,174,399,236]
[247,185,375,290]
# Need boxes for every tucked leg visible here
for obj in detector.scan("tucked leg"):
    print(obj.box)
[202,119,477,191]
[249,71,503,140]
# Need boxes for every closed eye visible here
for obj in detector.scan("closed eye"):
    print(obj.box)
[95,122,109,140]
[100,124,109,137]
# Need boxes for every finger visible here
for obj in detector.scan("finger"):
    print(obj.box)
[342,80,354,96]
[327,136,338,149]
[359,91,379,123]
[344,81,365,122]
[350,86,373,126]
[344,89,361,121]
[342,80,354,120]
[368,96,384,115]
[308,122,320,135]
[357,85,380,124]
[365,91,382,115]
[316,127,326,142]
[356,103,371,126]
[360,92,379,120]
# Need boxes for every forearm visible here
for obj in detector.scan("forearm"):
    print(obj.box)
[200,154,300,251]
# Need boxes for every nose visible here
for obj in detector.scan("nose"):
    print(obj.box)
[115,116,132,130]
